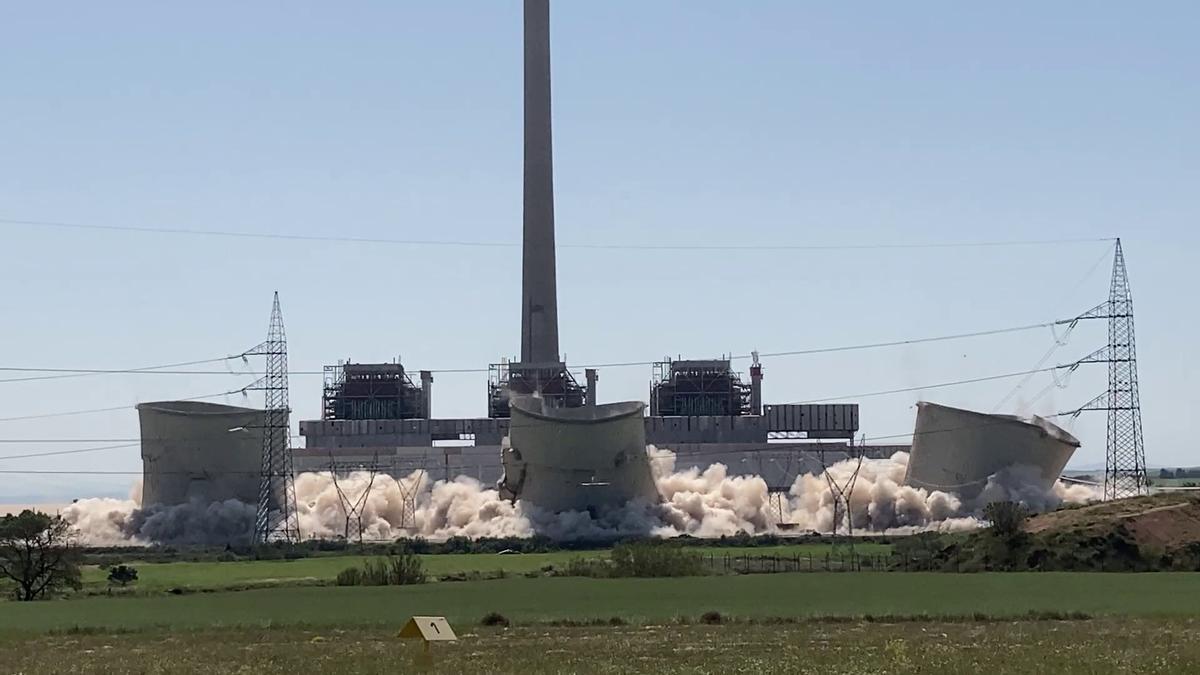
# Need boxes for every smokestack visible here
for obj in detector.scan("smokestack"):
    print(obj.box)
[749,351,763,416]
[585,368,598,407]
[521,0,560,365]
[419,370,433,419]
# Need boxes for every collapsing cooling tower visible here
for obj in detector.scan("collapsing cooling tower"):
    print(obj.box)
[903,401,1080,500]
[497,396,660,513]
[137,401,265,507]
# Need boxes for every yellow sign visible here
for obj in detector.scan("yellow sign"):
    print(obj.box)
[399,616,458,643]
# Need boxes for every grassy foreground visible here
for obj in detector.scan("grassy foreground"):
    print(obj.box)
[3,619,1197,674]
[8,572,1200,633]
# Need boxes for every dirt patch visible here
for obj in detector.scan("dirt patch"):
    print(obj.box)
[1027,493,1200,550]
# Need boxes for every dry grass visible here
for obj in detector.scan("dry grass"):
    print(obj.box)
[2,618,1198,674]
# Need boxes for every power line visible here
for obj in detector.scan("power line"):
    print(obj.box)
[990,242,1115,412]
[0,217,1116,252]
[0,357,1084,460]
[0,387,255,423]
[0,316,1088,380]
[0,439,142,444]
[0,413,1081,476]
[784,366,1064,405]
[747,321,1067,360]
[0,444,139,461]
[0,367,286,377]
[0,436,299,444]
[0,355,252,384]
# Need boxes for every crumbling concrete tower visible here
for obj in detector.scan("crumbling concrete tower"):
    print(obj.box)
[521,0,560,365]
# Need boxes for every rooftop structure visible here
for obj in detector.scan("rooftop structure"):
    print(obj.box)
[651,358,753,417]
[323,361,431,421]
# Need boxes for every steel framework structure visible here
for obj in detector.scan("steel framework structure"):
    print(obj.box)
[1068,240,1148,499]
[487,361,585,418]
[650,358,752,417]
[328,452,379,544]
[819,438,865,538]
[322,362,424,421]
[250,292,301,543]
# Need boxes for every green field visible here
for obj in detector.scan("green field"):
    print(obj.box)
[79,543,892,592]
[11,573,1200,633]
[7,571,1200,673]
[2,619,1197,674]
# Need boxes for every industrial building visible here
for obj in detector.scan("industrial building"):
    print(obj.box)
[292,0,874,497]
[124,1,1114,539]
[322,361,432,422]
[903,401,1081,500]
[140,1,892,516]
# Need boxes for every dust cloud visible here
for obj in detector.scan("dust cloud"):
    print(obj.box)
[61,449,1097,546]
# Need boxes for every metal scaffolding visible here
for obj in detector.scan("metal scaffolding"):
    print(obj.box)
[487,360,585,418]
[322,361,425,421]
[650,357,752,417]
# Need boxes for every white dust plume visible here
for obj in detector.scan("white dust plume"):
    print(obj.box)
[60,448,1097,545]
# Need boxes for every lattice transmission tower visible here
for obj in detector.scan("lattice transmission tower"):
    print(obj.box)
[249,292,301,543]
[1070,239,1147,499]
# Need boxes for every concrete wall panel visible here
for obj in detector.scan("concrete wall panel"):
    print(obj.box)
[137,401,264,507]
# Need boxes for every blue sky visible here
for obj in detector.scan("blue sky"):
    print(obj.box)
[0,1,1195,501]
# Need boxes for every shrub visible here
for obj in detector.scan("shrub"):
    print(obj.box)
[983,501,1029,539]
[335,550,426,587]
[335,567,362,586]
[480,612,510,627]
[610,542,703,578]
[106,565,138,587]
[700,611,724,625]
[563,556,612,578]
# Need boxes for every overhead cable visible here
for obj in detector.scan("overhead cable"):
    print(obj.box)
[0,217,1115,252]
[0,315,1090,379]
[0,387,254,423]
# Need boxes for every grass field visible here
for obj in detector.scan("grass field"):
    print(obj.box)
[79,543,892,592]
[2,619,1197,674]
[10,573,1200,633]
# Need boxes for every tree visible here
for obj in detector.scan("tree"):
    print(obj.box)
[982,501,1031,571]
[983,501,1029,539]
[0,510,82,601]
[107,564,139,587]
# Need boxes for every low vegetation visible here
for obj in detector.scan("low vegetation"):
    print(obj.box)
[335,550,425,587]
[891,495,1200,573]
[562,541,706,578]
[106,565,138,587]
[4,572,1200,634]
[2,618,1197,674]
[77,532,895,567]
[479,611,510,627]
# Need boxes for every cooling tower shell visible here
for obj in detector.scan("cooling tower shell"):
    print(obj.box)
[499,397,660,513]
[903,401,1080,501]
[137,400,265,507]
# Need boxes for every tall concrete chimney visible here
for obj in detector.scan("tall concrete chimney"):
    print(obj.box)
[520,0,560,365]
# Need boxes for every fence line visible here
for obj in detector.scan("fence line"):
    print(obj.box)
[700,551,964,574]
